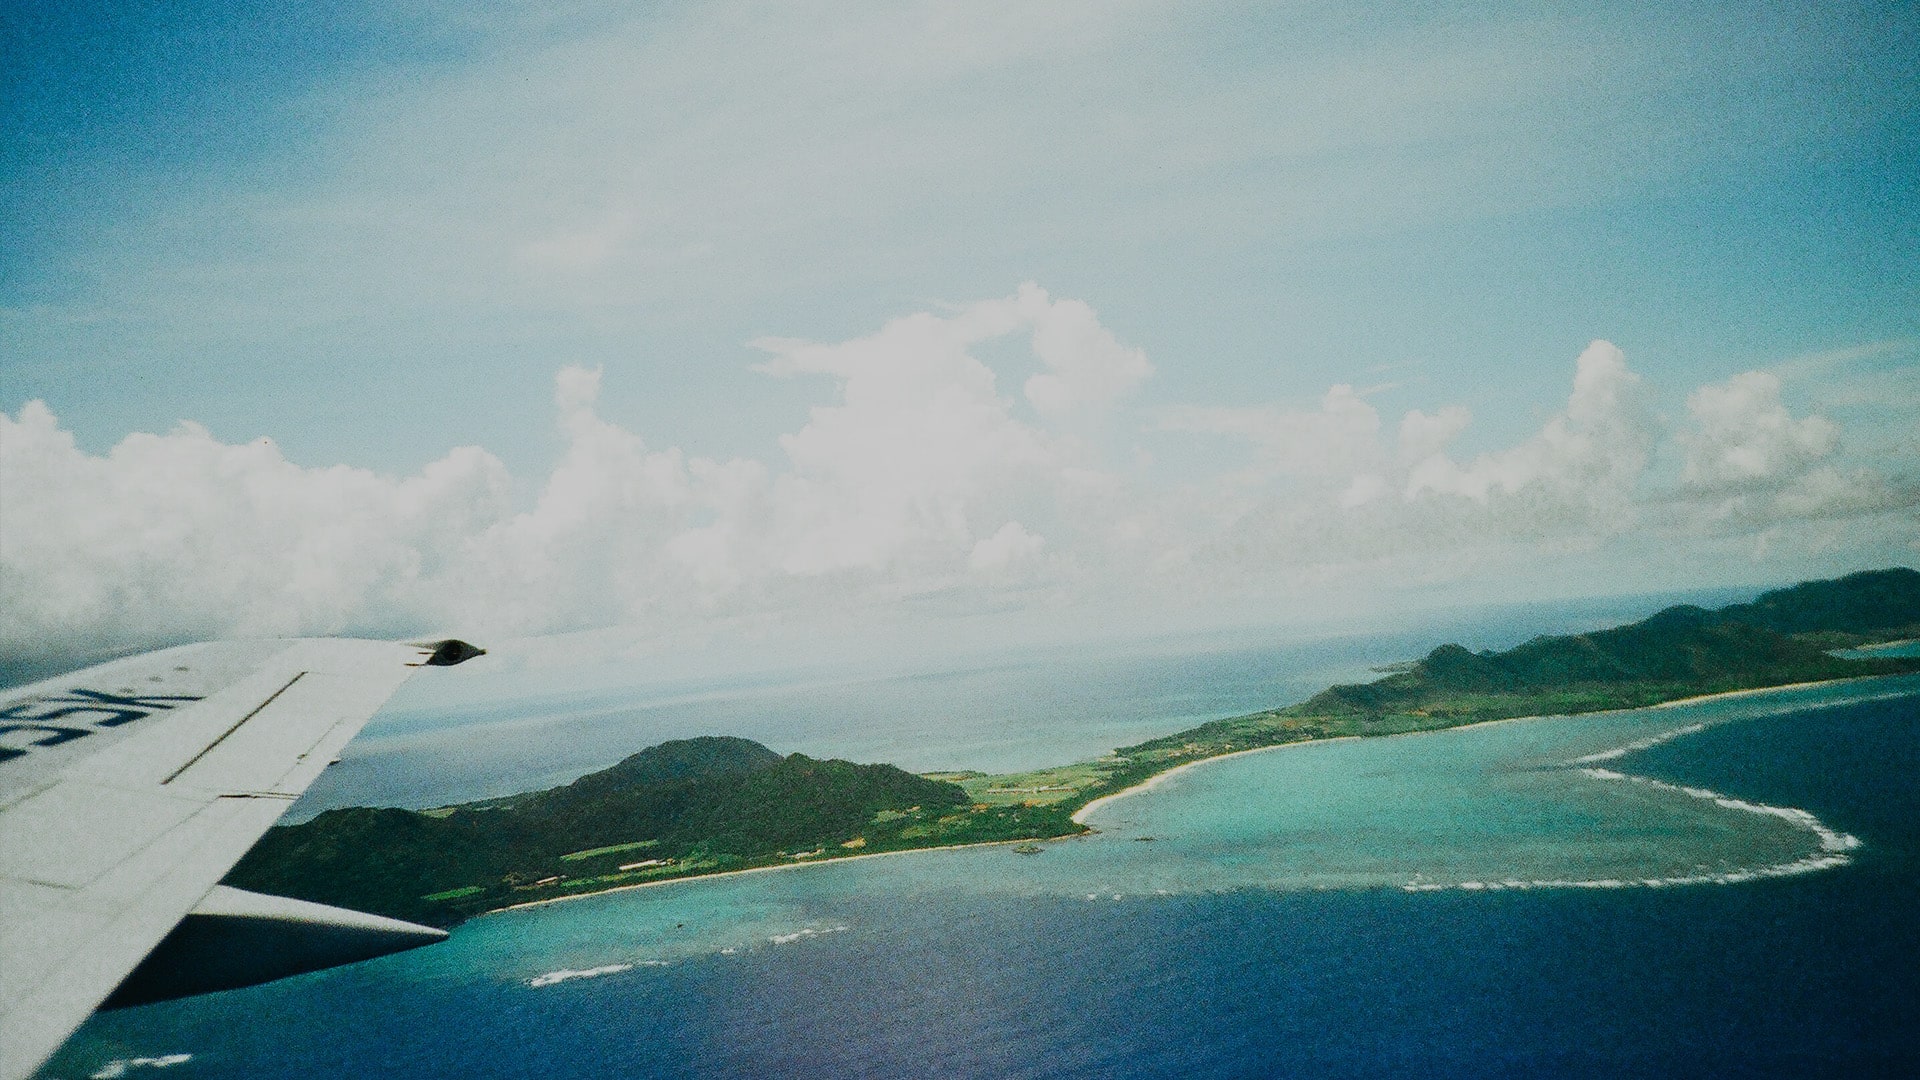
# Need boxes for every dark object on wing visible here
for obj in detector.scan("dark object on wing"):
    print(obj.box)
[0,637,481,1080]
[415,638,487,666]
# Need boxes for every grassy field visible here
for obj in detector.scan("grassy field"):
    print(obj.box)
[559,840,659,862]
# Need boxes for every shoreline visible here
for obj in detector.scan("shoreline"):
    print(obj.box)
[1069,736,1361,824]
[1074,674,1887,825]
[1840,637,1918,654]
[486,835,1049,917]
[482,671,1914,918]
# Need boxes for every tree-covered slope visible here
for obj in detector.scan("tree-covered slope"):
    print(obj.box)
[1716,567,1920,638]
[226,737,985,925]
[232,567,1920,922]
[997,567,1920,807]
[1300,596,1903,719]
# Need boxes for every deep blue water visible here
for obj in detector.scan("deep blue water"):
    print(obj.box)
[48,686,1920,1079]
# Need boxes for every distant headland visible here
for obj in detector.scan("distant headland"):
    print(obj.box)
[227,567,1920,926]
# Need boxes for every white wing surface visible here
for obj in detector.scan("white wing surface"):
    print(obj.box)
[0,638,482,1080]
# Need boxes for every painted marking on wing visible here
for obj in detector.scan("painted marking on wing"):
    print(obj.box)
[0,690,205,764]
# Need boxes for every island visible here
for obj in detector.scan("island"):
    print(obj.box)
[226,567,1920,926]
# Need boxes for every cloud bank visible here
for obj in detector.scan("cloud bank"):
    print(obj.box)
[4,286,1914,669]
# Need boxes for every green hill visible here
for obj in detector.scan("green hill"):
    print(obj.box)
[226,737,1011,925]
[1717,567,1920,639]
[231,567,1920,922]
[1298,597,1897,722]
[982,567,1920,807]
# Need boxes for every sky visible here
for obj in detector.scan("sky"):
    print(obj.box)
[3,0,1917,683]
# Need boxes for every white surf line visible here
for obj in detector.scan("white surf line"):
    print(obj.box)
[1079,675,1920,826]
[1404,731,1865,893]
[1577,767,1860,857]
[768,924,849,945]
[1572,681,1920,765]
[528,962,660,987]
[89,1055,192,1079]
[1567,721,1711,764]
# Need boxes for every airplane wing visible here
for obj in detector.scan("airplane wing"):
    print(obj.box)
[0,637,484,1080]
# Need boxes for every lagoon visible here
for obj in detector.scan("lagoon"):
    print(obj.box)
[45,673,1920,1078]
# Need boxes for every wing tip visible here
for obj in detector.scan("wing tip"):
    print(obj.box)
[409,639,487,667]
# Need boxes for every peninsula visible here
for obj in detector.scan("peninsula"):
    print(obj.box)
[226,567,1920,925]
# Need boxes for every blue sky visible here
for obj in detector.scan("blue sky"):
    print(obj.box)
[3,0,1916,676]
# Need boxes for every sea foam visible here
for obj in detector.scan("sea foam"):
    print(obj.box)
[1569,722,1710,764]
[529,963,638,987]
[1576,767,1860,854]
[1399,735,1862,894]
[89,1055,191,1079]
[769,925,849,945]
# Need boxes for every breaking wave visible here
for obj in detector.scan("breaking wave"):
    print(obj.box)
[769,925,849,945]
[528,960,666,987]
[1402,728,1861,894]
[89,1055,191,1079]
[1568,722,1710,764]
[1575,767,1859,854]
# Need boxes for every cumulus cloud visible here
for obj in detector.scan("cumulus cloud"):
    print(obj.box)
[439,285,1139,634]
[1149,337,1910,584]
[1403,340,1655,517]
[1158,383,1388,489]
[1158,340,1659,540]
[968,521,1046,574]
[1013,284,1154,415]
[1,286,1146,665]
[3,297,1913,671]
[1680,371,1836,489]
[0,401,510,662]
[1397,405,1472,464]
[749,291,1059,578]
[1660,369,1911,534]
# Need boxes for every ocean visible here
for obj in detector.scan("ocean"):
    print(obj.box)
[38,655,1920,1077]
[287,587,1762,817]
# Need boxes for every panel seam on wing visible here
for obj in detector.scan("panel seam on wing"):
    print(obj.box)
[160,673,306,785]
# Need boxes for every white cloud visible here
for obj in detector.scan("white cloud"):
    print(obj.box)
[1655,369,1913,535]
[1680,370,1836,488]
[1157,341,1661,545]
[1403,340,1655,516]
[1158,383,1387,486]
[749,284,1109,579]
[1397,405,1471,464]
[0,287,1144,665]
[969,521,1046,573]
[1338,473,1390,509]
[437,366,708,632]
[1014,284,1154,414]
[4,301,1914,673]
[1150,338,1913,589]
[0,400,511,663]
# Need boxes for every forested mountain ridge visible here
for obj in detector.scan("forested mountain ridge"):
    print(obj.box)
[226,737,1060,926]
[1715,567,1920,638]
[1298,589,1909,718]
[230,568,1920,924]
[995,567,1920,805]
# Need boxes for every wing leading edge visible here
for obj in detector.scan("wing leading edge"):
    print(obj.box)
[0,637,483,1080]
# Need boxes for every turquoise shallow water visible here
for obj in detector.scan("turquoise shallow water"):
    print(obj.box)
[1078,679,1898,893]
[316,675,1915,991]
[44,673,1920,1078]
[292,589,1759,817]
